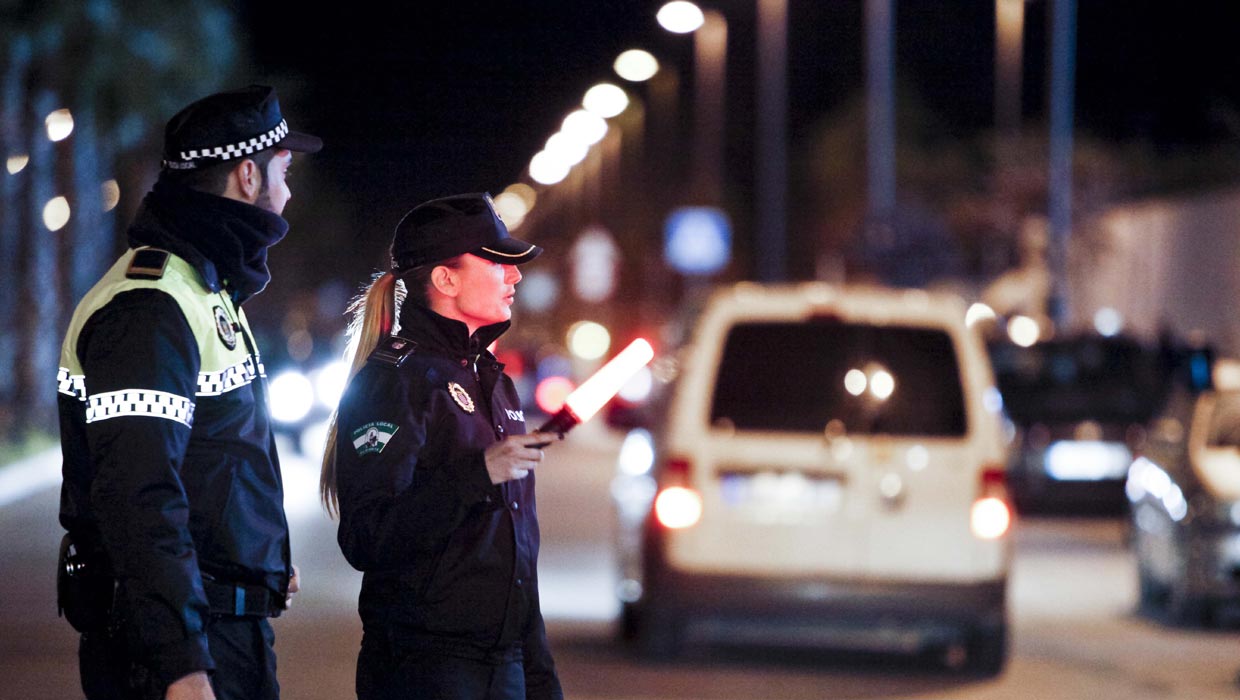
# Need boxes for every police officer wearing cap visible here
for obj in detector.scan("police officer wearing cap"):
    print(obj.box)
[320,194,563,700]
[56,85,321,700]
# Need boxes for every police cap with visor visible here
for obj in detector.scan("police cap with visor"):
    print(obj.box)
[162,84,322,170]
[390,193,542,275]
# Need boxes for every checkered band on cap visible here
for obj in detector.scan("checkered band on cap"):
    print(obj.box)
[164,119,289,167]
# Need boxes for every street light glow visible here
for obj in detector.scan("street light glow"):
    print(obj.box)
[45,109,74,142]
[561,110,608,146]
[529,150,570,185]
[567,320,611,361]
[1008,315,1041,347]
[43,196,70,231]
[102,179,120,212]
[582,83,628,118]
[492,191,529,229]
[657,1,705,33]
[504,182,537,210]
[545,131,589,168]
[614,49,660,82]
[6,154,28,174]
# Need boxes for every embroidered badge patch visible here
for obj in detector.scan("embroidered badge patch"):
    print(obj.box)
[213,306,237,350]
[351,421,399,456]
[448,382,475,414]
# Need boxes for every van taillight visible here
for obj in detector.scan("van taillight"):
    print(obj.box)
[655,457,701,529]
[971,466,1012,540]
[655,487,703,529]
[665,457,691,480]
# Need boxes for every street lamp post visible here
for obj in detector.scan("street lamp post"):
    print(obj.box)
[657,1,726,207]
[1047,0,1076,328]
[755,0,788,282]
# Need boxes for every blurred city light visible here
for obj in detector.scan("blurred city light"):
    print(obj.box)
[567,320,611,360]
[529,150,570,185]
[613,49,660,82]
[617,428,655,476]
[269,370,314,424]
[844,368,867,396]
[535,375,575,414]
[560,109,608,146]
[965,302,996,328]
[45,109,74,141]
[102,179,120,212]
[869,368,895,400]
[504,182,537,210]
[571,227,619,302]
[516,269,559,313]
[493,191,529,229]
[582,83,629,118]
[42,196,70,231]
[1093,307,1123,337]
[657,1,705,33]
[6,154,28,174]
[310,360,350,410]
[663,207,731,275]
[1007,315,1040,347]
[544,132,589,167]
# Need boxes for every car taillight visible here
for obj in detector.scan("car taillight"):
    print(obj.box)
[971,466,1012,540]
[655,487,702,529]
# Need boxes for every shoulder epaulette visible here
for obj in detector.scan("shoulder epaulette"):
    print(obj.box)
[368,336,418,367]
[125,248,171,280]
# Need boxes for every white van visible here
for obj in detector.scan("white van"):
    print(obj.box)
[612,282,1013,675]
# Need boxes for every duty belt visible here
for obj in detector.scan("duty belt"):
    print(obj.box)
[203,579,284,618]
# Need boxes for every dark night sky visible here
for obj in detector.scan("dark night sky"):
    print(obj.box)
[232,0,1240,289]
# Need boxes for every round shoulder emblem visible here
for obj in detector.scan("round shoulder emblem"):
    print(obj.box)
[213,305,237,350]
[448,382,475,413]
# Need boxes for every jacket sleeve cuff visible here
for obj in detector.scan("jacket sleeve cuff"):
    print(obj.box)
[149,633,214,691]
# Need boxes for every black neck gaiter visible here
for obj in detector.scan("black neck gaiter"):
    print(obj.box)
[127,179,290,304]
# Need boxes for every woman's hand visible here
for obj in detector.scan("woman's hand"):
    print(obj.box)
[484,432,555,484]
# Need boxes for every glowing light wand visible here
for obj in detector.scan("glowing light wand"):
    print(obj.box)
[534,338,655,445]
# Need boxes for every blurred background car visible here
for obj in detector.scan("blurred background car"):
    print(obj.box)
[609,283,1013,676]
[989,333,1173,515]
[1127,352,1240,628]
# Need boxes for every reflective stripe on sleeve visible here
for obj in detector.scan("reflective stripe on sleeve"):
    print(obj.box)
[85,389,195,427]
[197,356,261,397]
[57,367,86,401]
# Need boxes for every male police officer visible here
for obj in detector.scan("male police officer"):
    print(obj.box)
[57,85,320,700]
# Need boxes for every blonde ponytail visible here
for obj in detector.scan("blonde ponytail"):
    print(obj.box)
[320,271,406,517]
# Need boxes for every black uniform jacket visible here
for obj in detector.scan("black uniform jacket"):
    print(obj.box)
[57,181,292,688]
[335,305,562,699]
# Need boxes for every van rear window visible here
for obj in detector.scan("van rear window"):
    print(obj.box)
[709,319,967,436]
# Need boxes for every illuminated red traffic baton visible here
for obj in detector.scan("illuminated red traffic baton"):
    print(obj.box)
[535,338,655,443]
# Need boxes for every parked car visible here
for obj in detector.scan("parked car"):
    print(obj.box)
[1128,354,1240,627]
[610,283,1013,675]
[990,334,1172,514]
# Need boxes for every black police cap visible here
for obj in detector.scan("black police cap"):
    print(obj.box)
[390,193,543,274]
[162,84,322,170]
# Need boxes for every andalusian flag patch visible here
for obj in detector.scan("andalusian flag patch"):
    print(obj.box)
[352,421,399,456]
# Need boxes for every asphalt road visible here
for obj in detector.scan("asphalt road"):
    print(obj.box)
[2,421,1238,700]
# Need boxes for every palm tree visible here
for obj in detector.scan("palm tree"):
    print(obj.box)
[0,0,244,437]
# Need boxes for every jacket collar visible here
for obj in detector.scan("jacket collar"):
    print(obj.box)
[399,304,510,361]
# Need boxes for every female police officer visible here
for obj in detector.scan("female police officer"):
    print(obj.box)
[320,193,563,700]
